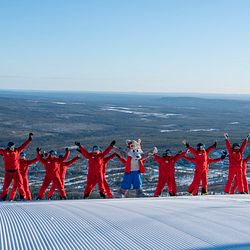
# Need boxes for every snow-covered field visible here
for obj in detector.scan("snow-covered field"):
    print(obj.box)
[1,195,250,250]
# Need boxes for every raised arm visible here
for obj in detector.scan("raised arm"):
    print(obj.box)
[104,153,116,164]
[116,153,127,165]
[173,151,186,162]
[142,155,151,163]
[208,150,227,164]
[113,147,128,160]
[206,141,217,154]
[152,154,163,164]
[183,155,196,164]
[182,139,197,156]
[26,158,38,166]
[36,148,47,165]
[59,148,70,163]
[245,155,250,163]
[75,142,90,159]
[240,136,249,153]
[62,156,79,167]
[17,133,33,152]
[208,157,222,164]
[224,133,232,153]
[101,140,116,157]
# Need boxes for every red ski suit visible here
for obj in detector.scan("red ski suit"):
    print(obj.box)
[184,155,222,194]
[185,144,217,195]
[102,153,116,198]
[230,156,250,194]
[10,157,38,200]
[153,152,185,196]
[47,156,79,198]
[37,150,70,199]
[0,138,32,199]
[224,139,247,193]
[79,145,113,196]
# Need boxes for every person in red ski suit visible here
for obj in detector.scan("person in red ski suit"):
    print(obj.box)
[183,140,220,195]
[184,150,227,195]
[224,133,249,194]
[9,152,38,201]
[152,148,186,197]
[0,133,33,201]
[102,153,117,198]
[230,155,250,194]
[47,154,80,199]
[36,148,70,200]
[75,140,116,199]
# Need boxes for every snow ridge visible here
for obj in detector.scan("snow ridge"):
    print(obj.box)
[1,196,250,250]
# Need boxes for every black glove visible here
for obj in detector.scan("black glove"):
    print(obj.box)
[221,150,228,160]
[29,133,33,140]
[110,140,116,147]
[185,142,190,148]
[75,141,81,147]
[36,147,41,152]
[76,148,81,153]
[213,141,217,148]
[65,147,69,151]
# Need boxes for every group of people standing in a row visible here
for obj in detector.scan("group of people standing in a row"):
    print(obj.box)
[0,133,249,201]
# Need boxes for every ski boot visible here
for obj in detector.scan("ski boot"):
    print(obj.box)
[136,189,148,198]
[83,192,90,199]
[20,195,26,202]
[114,189,128,198]
[100,192,106,199]
[201,188,208,195]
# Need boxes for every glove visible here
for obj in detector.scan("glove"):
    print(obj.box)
[65,147,69,151]
[221,150,228,160]
[153,147,158,155]
[213,141,217,148]
[76,148,81,153]
[75,141,81,147]
[36,147,41,152]
[224,133,229,139]
[110,140,116,147]
[29,133,33,141]
[182,140,190,148]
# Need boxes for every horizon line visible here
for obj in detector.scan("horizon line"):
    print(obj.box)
[1,88,250,96]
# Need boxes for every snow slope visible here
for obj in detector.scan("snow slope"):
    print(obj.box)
[1,195,250,250]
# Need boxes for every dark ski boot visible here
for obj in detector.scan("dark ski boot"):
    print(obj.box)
[201,188,208,195]
[0,195,7,201]
[83,193,90,199]
[100,192,106,199]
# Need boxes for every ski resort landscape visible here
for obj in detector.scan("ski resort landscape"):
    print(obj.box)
[1,91,250,198]
[1,1,250,249]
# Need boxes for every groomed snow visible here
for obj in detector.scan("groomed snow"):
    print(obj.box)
[1,195,250,250]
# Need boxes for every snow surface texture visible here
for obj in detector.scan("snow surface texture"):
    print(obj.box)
[1,195,250,250]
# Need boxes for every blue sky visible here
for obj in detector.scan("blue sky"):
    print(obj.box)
[0,0,250,93]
